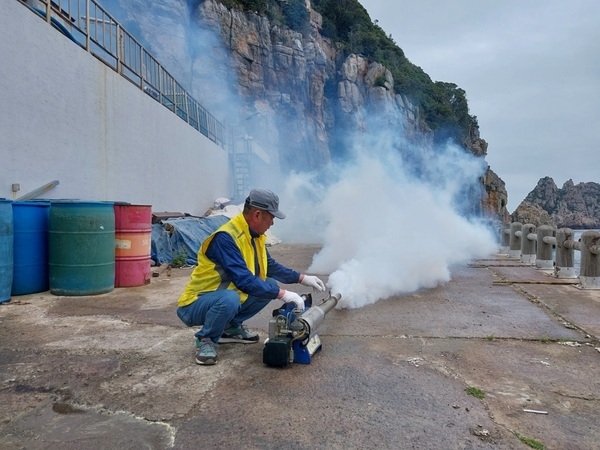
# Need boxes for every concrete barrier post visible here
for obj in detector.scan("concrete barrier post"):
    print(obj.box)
[500,224,510,254]
[521,223,536,264]
[536,225,555,269]
[509,222,522,258]
[555,228,576,278]
[579,230,600,289]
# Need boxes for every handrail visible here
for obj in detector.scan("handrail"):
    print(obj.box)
[500,222,600,289]
[18,0,225,147]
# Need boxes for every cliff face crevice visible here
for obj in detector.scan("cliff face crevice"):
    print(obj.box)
[512,177,600,228]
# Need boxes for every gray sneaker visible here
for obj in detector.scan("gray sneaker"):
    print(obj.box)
[219,324,259,344]
[195,338,218,365]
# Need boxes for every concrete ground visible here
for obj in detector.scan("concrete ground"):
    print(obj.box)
[0,244,598,449]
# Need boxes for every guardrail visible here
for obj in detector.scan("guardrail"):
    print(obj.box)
[18,0,225,147]
[500,223,600,289]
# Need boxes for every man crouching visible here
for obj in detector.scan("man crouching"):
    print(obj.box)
[176,188,325,365]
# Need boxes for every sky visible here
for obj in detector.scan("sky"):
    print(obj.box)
[358,0,600,212]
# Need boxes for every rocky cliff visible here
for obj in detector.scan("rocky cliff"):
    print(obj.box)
[195,0,432,167]
[512,177,600,228]
[110,0,507,219]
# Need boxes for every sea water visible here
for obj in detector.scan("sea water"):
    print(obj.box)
[573,229,599,273]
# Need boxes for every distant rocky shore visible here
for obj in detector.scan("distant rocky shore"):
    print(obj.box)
[511,177,600,228]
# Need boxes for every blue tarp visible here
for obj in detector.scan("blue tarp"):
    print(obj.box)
[151,215,230,266]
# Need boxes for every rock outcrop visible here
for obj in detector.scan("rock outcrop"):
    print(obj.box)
[481,168,510,222]
[512,177,600,228]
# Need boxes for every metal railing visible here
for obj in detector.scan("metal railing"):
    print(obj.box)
[500,222,600,289]
[19,0,225,147]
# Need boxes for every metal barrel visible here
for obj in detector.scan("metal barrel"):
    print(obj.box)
[114,204,152,287]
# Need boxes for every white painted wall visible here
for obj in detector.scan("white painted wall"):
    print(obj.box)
[0,1,230,216]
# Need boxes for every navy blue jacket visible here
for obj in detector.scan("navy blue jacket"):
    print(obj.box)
[206,231,300,299]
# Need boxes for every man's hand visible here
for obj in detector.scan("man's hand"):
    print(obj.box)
[300,274,326,292]
[280,290,305,311]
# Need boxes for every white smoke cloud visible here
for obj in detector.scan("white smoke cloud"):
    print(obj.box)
[104,0,497,309]
[277,135,497,309]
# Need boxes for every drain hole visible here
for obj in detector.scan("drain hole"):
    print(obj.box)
[52,402,85,415]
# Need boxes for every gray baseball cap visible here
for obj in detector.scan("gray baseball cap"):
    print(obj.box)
[245,188,285,219]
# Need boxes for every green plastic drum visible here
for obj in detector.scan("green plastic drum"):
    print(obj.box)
[49,201,115,296]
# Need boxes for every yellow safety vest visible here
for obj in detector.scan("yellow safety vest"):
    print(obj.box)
[177,213,268,307]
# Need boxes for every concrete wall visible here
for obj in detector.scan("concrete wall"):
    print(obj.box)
[0,1,230,216]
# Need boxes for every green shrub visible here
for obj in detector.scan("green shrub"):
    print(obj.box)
[516,433,546,450]
[465,387,485,399]
[170,251,187,268]
[374,75,387,88]
[283,0,310,33]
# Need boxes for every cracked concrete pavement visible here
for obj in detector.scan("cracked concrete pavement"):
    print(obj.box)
[1,244,599,449]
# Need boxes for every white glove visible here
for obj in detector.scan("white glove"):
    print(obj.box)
[300,274,326,292]
[280,290,305,311]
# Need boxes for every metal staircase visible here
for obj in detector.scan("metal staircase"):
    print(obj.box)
[230,135,253,201]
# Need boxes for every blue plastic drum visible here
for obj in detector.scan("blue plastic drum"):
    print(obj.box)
[0,200,14,303]
[12,201,50,295]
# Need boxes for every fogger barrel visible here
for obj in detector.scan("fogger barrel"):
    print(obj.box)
[299,292,341,338]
